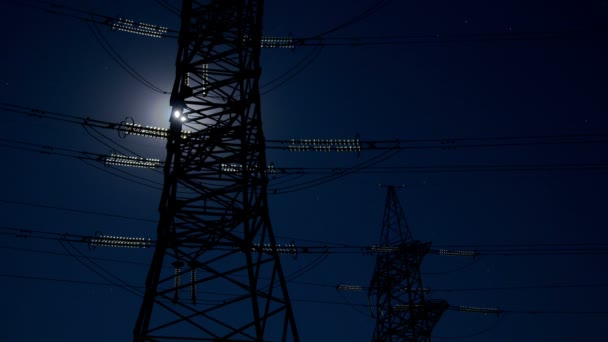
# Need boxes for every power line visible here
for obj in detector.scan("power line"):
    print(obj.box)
[0,199,156,223]
[268,149,400,195]
[336,282,608,293]
[151,0,180,16]
[59,238,143,296]
[295,29,608,47]
[268,135,608,152]
[0,226,152,251]
[7,141,588,174]
[12,0,607,49]
[2,245,607,295]
[315,0,393,37]
[269,162,608,175]
[0,137,106,162]
[0,103,167,183]
[433,283,608,293]
[80,159,163,191]
[4,0,179,37]
[498,309,608,316]
[0,136,164,189]
[87,22,169,94]
[261,46,324,94]
[0,102,120,129]
[434,316,502,340]
[82,124,145,161]
[4,224,608,259]
[8,126,607,199]
[0,245,153,267]
[3,271,608,316]
[5,102,608,156]
[0,273,144,288]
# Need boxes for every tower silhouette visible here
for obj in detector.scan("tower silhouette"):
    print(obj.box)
[368,186,448,341]
[133,1,299,341]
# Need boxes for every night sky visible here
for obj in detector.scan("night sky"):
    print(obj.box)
[1,0,608,341]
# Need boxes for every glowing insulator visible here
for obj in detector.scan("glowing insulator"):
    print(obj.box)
[90,234,152,248]
[202,64,208,96]
[111,17,168,38]
[104,153,161,169]
[172,261,184,302]
[288,137,361,152]
[251,241,297,256]
[336,284,364,292]
[438,249,478,257]
[191,267,197,304]
[456,305,501,315]
[260,36,295,48]
[369,245,400,253]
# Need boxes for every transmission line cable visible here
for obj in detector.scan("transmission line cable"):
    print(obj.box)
[151,0,179,16]
[87,22,169,94]
[296,28,608,47]
[434,316,503,339]
[59,237,142,297]
[422,258,481,276]
[0,273,144,288]
[4,224,608,258]
[81,124,166,179]
[4,270,608,316]
[11,1,606,48]
[315,0,393,37]
[261,46,324,94]
[0,199,156,223]
[268,149,400,194]
[272,162,608,176]
[0,244,153,267]
[284,251,330,283]
[0,136,164,189]
[12,131,607,196]
[79,159,163,191]
[4,0,179,37]
[6,102,608,154]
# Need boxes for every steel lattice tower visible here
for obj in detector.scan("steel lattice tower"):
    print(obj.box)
[368,186,448,342]
[134,0,299,341]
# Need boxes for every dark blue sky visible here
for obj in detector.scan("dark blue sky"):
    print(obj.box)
[1,0,608,341]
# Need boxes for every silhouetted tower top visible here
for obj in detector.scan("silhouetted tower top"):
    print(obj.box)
[369,185,447,342]
[379,185,413,245]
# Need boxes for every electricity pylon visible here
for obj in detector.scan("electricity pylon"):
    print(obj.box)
[133,1,299,341]
[368,186,448,341]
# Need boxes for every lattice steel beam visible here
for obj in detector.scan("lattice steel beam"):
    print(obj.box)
[368,186,447,342]
[134,1,299,341]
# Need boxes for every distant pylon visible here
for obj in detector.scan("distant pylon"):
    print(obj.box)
[133,0,299,341]
[368,186,448,341]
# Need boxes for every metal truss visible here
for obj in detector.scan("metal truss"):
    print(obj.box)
[368,186,447,342]
[134,0,299,341]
